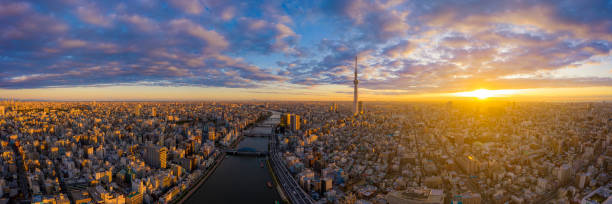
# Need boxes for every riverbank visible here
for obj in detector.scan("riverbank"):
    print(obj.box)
[173,152,225,204]
[172,116,253,204]
[267,157,289,203]
[178,111,282,203]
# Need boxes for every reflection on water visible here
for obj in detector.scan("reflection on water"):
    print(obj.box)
[184,112,281,204]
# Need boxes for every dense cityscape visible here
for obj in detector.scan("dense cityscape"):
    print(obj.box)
[0,100,610,204]
[2,0,612,204]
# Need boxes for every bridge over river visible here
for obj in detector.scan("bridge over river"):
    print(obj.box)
[182,111,281,204]
[224,147,269,156]
[243,124,275,137]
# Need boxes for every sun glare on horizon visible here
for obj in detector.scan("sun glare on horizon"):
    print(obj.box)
[452,89,518,99]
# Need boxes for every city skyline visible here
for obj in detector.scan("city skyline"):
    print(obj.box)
[1,0,612,101]
[1,1,612,203]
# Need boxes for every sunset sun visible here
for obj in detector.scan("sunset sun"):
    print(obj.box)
[1,1,612,203]
[453,89,518,99]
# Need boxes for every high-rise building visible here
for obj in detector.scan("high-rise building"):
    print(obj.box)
[460,155,479,174]
[322,177,333,194]
[151,107,156,117]
[353,56,359,116]
[126,192,143,204]
[208,130,217,141]
[456,134,464,146]
[290,114,300,131]
[135,104,141,116]
[358,101,364,115]
[281,113,291,127]
[159,147,167,169]
[330,103,338,112]
[0,106,4,116]
[577,172,589,189]
[558,163,571,183]
[159,133,164,146]
[208,130,216,141]
[145,146,167,169]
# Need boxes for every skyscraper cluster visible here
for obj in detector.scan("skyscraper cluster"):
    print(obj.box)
[281,113,301,132]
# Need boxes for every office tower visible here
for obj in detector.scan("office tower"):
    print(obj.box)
[135,104,141,116]
[456,134,464,146]
[558,164,571,183]
[0,106,4,116]
[159,133,164,146]
[577,172,589,189]
[461,155,479,174]
[131,178,145,194]
[358,101,364,115]
[126,192,143,204]
[145,146,167,169]
[322,177,333,194]
[151,107,156,117]
[328,103,338,112]
[208,127,216,141]
[281,113,291,127]
[353,56,359,116]
[159,147,167,169]
[290,114,300,131]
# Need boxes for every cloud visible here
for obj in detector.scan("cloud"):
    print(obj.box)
[1,0,612,94]
[0,0,290,89]
[0,1,30,17]
[59,39,87,48]
[228,17,300,55]
[0,2,67,40]
[119,14,158,32]
[277,0,612,93]
[220,6,235,21]
[321,0,412,41]
[75,3,114,27]
[169,18,229,53]
[383,40,413,58]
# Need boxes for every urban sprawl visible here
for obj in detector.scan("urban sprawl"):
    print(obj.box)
[0,101,610,204]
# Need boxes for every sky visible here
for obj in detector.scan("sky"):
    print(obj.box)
[1,0,612,101]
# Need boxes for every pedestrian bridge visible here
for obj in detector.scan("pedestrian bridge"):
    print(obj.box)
[225,147,269,156]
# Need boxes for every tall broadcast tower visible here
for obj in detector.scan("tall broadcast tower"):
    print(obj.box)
[353,56,359,116]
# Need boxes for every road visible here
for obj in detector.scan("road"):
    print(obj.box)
[269,132,315,204]
[13,145,30,202]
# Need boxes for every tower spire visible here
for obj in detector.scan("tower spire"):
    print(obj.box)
[355,56,358,79]
[353,56,359,116]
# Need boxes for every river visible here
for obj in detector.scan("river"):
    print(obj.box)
[184,111,282,204]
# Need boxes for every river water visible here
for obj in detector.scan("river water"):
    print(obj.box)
[184,112,281,204]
